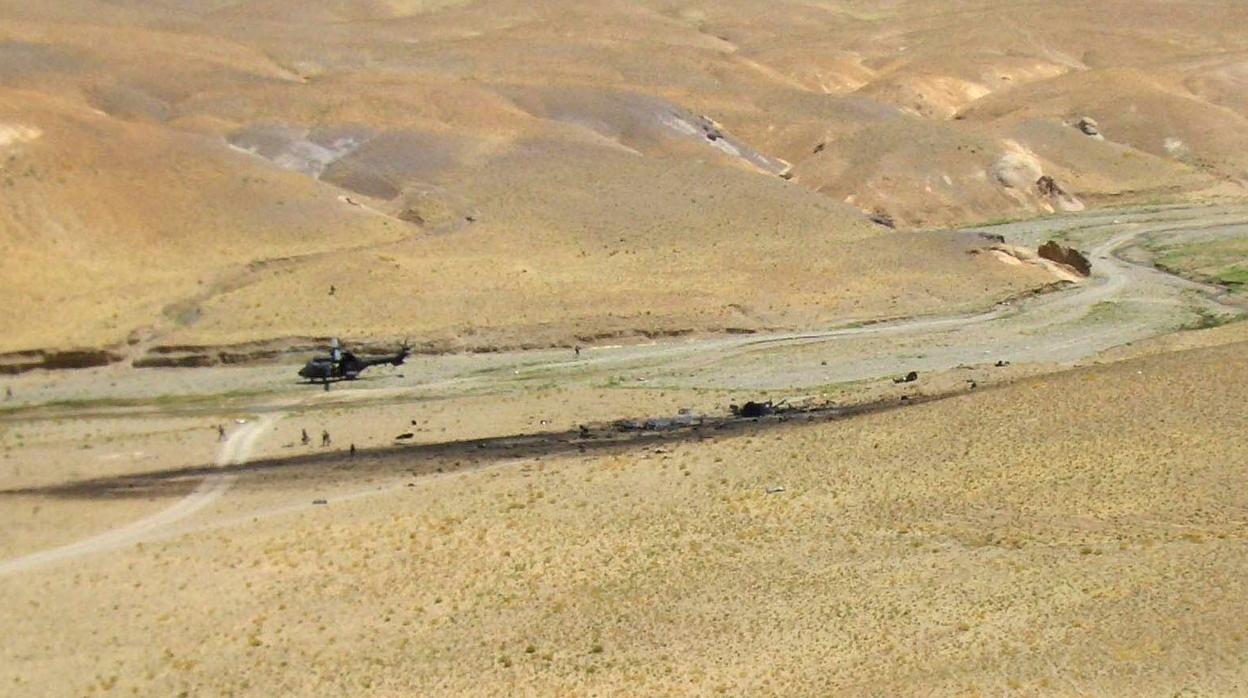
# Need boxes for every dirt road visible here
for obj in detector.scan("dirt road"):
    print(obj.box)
[415,204,1247,392]
[0,415,276,576]
[0,204,1244,576]
[4,205,1244,409]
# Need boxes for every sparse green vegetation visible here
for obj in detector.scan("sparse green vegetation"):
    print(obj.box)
[1180,308,1242,332]
[1152,239,1248,291]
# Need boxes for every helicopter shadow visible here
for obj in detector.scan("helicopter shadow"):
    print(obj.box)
[0,390,964,502]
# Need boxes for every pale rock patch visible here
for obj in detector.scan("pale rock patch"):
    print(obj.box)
[0,123,42,147]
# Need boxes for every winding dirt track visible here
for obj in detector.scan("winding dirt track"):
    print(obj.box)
[461,206,1247,391]
[1,205,1245,575]
[0,415,276,576]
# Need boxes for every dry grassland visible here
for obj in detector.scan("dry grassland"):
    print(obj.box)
[3,339,1245,695]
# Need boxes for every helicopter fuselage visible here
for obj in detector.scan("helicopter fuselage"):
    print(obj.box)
[298,348,409,386]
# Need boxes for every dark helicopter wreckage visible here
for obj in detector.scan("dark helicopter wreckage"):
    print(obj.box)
[298,338,410,389]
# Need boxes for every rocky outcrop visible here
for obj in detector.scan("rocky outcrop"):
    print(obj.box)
[132,338,335,369]
[1038,241,1092,277]
[1035,175,1084,212]
[0,348,124,375]
[993,150,1044,189]
[1036,175,1064,197]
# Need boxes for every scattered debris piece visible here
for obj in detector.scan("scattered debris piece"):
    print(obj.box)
[612,410,706,432]
[893,371,919,384]
[731,400,779,418]
[1075,116,1103,140]
[312,499,327,505]
[869,210,896,229]
[995,360,1011,367]
[765,486,786,494]
[978,232,1006,244]
[394,432,415,440]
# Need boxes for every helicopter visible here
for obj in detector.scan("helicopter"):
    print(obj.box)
[298,338,410,389]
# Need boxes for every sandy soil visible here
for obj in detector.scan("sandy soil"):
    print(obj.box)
[0,205,1247,693]
[2,335,1246,695]
[5,3,1248,691]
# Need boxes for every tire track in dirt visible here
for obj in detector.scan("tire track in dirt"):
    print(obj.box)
[0,414,277,576]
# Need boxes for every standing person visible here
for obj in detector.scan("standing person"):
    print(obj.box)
[217,424,226,442]
[322,430,331,447]
[574,345,581,358]
[301,428,310,446]
[349,443,356,459]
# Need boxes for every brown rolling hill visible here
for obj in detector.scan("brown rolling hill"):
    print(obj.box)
[1,0,1245,357]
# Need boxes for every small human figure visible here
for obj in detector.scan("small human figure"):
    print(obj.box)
[217,424,226,442]
[574,345,581,358]
[321,430,331,447]
[349,443,356,459]
[301,428,310,446]
[328,285,336,296]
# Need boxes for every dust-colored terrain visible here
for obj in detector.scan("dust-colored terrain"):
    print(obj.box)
[3,323,1248,695]
[4,0,1248,358]
[2,203,1248,694]
[4,2,1248,695]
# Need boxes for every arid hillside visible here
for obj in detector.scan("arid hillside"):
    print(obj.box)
[3,327,1246,696]
[1,0,1245,356]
